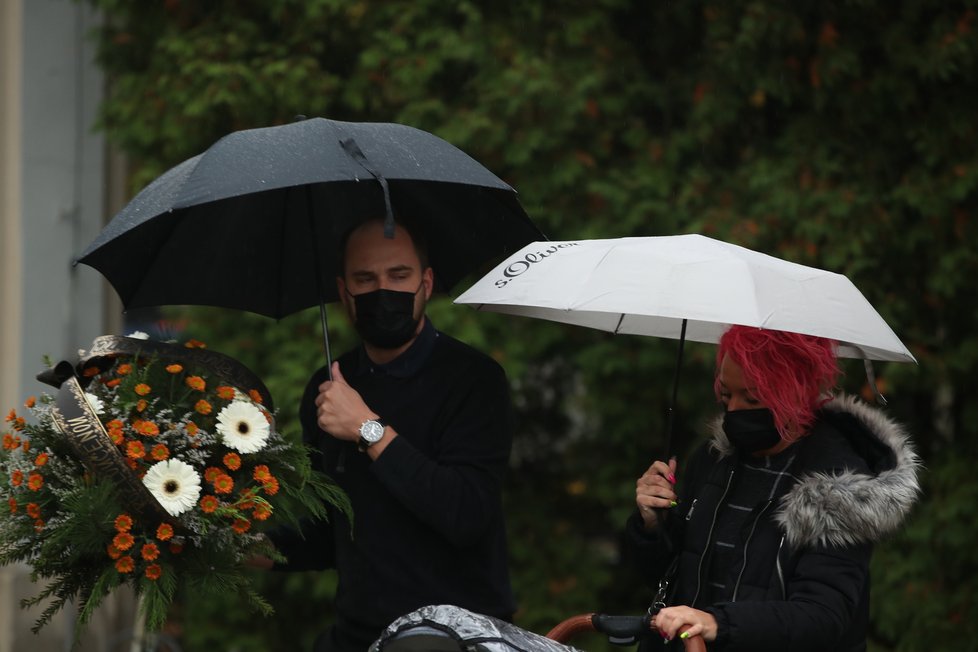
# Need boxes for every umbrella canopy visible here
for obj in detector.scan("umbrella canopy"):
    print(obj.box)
[76,117,544,319]
[454,234,915,363]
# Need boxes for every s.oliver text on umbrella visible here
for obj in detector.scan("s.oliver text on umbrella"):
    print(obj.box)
[495,242,580,288]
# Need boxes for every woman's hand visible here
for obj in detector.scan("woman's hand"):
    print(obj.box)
[635,457,678,529]
[652,606,717,642]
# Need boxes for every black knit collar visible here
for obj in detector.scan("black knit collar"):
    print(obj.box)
[355,318,438,378]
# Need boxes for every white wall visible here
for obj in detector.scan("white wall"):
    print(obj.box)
[0,1,137,650]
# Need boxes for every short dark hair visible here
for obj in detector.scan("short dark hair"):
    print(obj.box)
[337,216,430,277]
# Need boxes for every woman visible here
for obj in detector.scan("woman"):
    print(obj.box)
[627,326,919,651]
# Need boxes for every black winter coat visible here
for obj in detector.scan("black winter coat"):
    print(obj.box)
[626,395,919,652]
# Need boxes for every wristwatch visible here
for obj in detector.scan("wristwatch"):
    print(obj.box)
[357,418,387,452]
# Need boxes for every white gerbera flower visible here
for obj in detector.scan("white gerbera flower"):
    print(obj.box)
[126,330,150,340]
[142,459,202,517]
[84,393,104,414]
[216,401,270,454]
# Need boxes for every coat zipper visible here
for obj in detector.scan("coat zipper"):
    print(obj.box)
[691,468,736,607]
[731,500,773,601]
[776,535,786,599]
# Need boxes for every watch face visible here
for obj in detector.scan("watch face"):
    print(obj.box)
[360,420,385,443]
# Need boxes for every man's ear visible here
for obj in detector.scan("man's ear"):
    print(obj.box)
[422,267,434,300]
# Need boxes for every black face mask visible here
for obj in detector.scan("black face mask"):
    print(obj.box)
[348,284,422,350]
[722,407,783,454]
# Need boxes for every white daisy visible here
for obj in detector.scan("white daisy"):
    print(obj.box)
[84,393,105,414]
[142,459,202,517]
[126,330,150,340]
[216,401,270,454]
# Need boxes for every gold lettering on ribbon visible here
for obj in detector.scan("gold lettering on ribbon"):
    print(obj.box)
[51,376,171,524]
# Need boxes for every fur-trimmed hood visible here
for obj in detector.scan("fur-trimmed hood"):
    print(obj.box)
[708,394,921,549]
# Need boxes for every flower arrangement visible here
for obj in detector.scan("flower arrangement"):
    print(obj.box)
[0,335,348,637]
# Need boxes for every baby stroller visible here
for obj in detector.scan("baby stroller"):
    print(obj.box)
[370,605,705,652]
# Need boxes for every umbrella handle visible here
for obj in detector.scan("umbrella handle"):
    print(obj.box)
[665,319,688,457]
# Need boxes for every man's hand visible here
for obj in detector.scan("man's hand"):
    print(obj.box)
[314,362,377,441]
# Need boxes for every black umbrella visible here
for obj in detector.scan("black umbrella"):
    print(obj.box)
[76,117,544,367]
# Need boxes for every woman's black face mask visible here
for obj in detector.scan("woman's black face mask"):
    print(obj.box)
[348,284,422,350]
[722,407,783,453]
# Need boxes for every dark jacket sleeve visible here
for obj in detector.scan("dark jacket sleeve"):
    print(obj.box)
[623,442,711,589]
[370,357,514,548]
[706,542,871,652]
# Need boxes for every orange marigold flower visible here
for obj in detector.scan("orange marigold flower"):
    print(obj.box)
[109,429,124,445]
[125,457,139,470]
[114,514,133,532]
[34,519,44,532]
[169,541,183,554]
[231,517,251,534]
[216,386,235,400]
[194,400,212,415]
[27,473,44,491]
[213,474,234,495]
[133,420,159,437]
[2,433,14,449]
[204,467,222,483]
[136,399,148,413]
[141,542,160,561]
[248,389,263,404]
[125,440,146,459]
[26,503,41,519]
[4,409,15,422]
[81,366,100,377]
[34,452,48,467]
[105,378,122,388]
[184,339,207,349]
[262,477,280,496]
[7,497,17,513]
[145,563,162,580]
[106,543,122,560]
[11,469,23,486]
[185,376,206,391]
[253,504,272,521]
[24,396,36,408]
[223,453,241,471]
[115,556,135,573]
[113,531,135,551]
[165,364,183,374]
[134,383,151,396]
[185,422,199,437]
[199,495,219,513]
[156,523,174,541]
[12,417,26,432]
[252,465,271,481]
[20,437,29,450]
[116,363,132,375]
[107,419,124,431]
[150,444,169,461]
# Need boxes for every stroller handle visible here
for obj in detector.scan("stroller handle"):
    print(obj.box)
[546,613,705,651]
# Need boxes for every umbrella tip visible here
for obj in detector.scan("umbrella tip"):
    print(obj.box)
[293,114,308,122]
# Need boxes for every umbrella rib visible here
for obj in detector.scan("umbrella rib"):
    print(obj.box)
[614,314,625,334]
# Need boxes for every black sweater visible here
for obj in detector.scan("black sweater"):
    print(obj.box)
[273,321,516,650]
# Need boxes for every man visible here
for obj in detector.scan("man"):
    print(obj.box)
[271,217,516,652]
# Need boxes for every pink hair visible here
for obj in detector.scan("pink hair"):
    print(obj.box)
[714,326,840,442]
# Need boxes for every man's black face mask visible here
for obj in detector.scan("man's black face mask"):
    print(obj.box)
[722,407,783,453]
[349,284,422,350]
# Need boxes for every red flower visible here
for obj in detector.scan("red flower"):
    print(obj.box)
[34,452,49,467]
[145,563,162,580]
[134,383,151,396]
[27,473,44,491]
[113,532,135,551]
[26,503,41,519]
[156,523,174,541]
[141,542,160,561]
[194,400,212,415]
[185,376,206,391]
[213,474,234,495]
[231,517,251,534]
[125,440,146,459]
[150,444,169,461]
[223,452,241,471]
[199,495,219,514]
[115,556,135,573]
[165,364,183,374]
[114,514,133,532]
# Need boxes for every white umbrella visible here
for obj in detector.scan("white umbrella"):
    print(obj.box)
[454,234,915,452]
[455,234,914,363]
